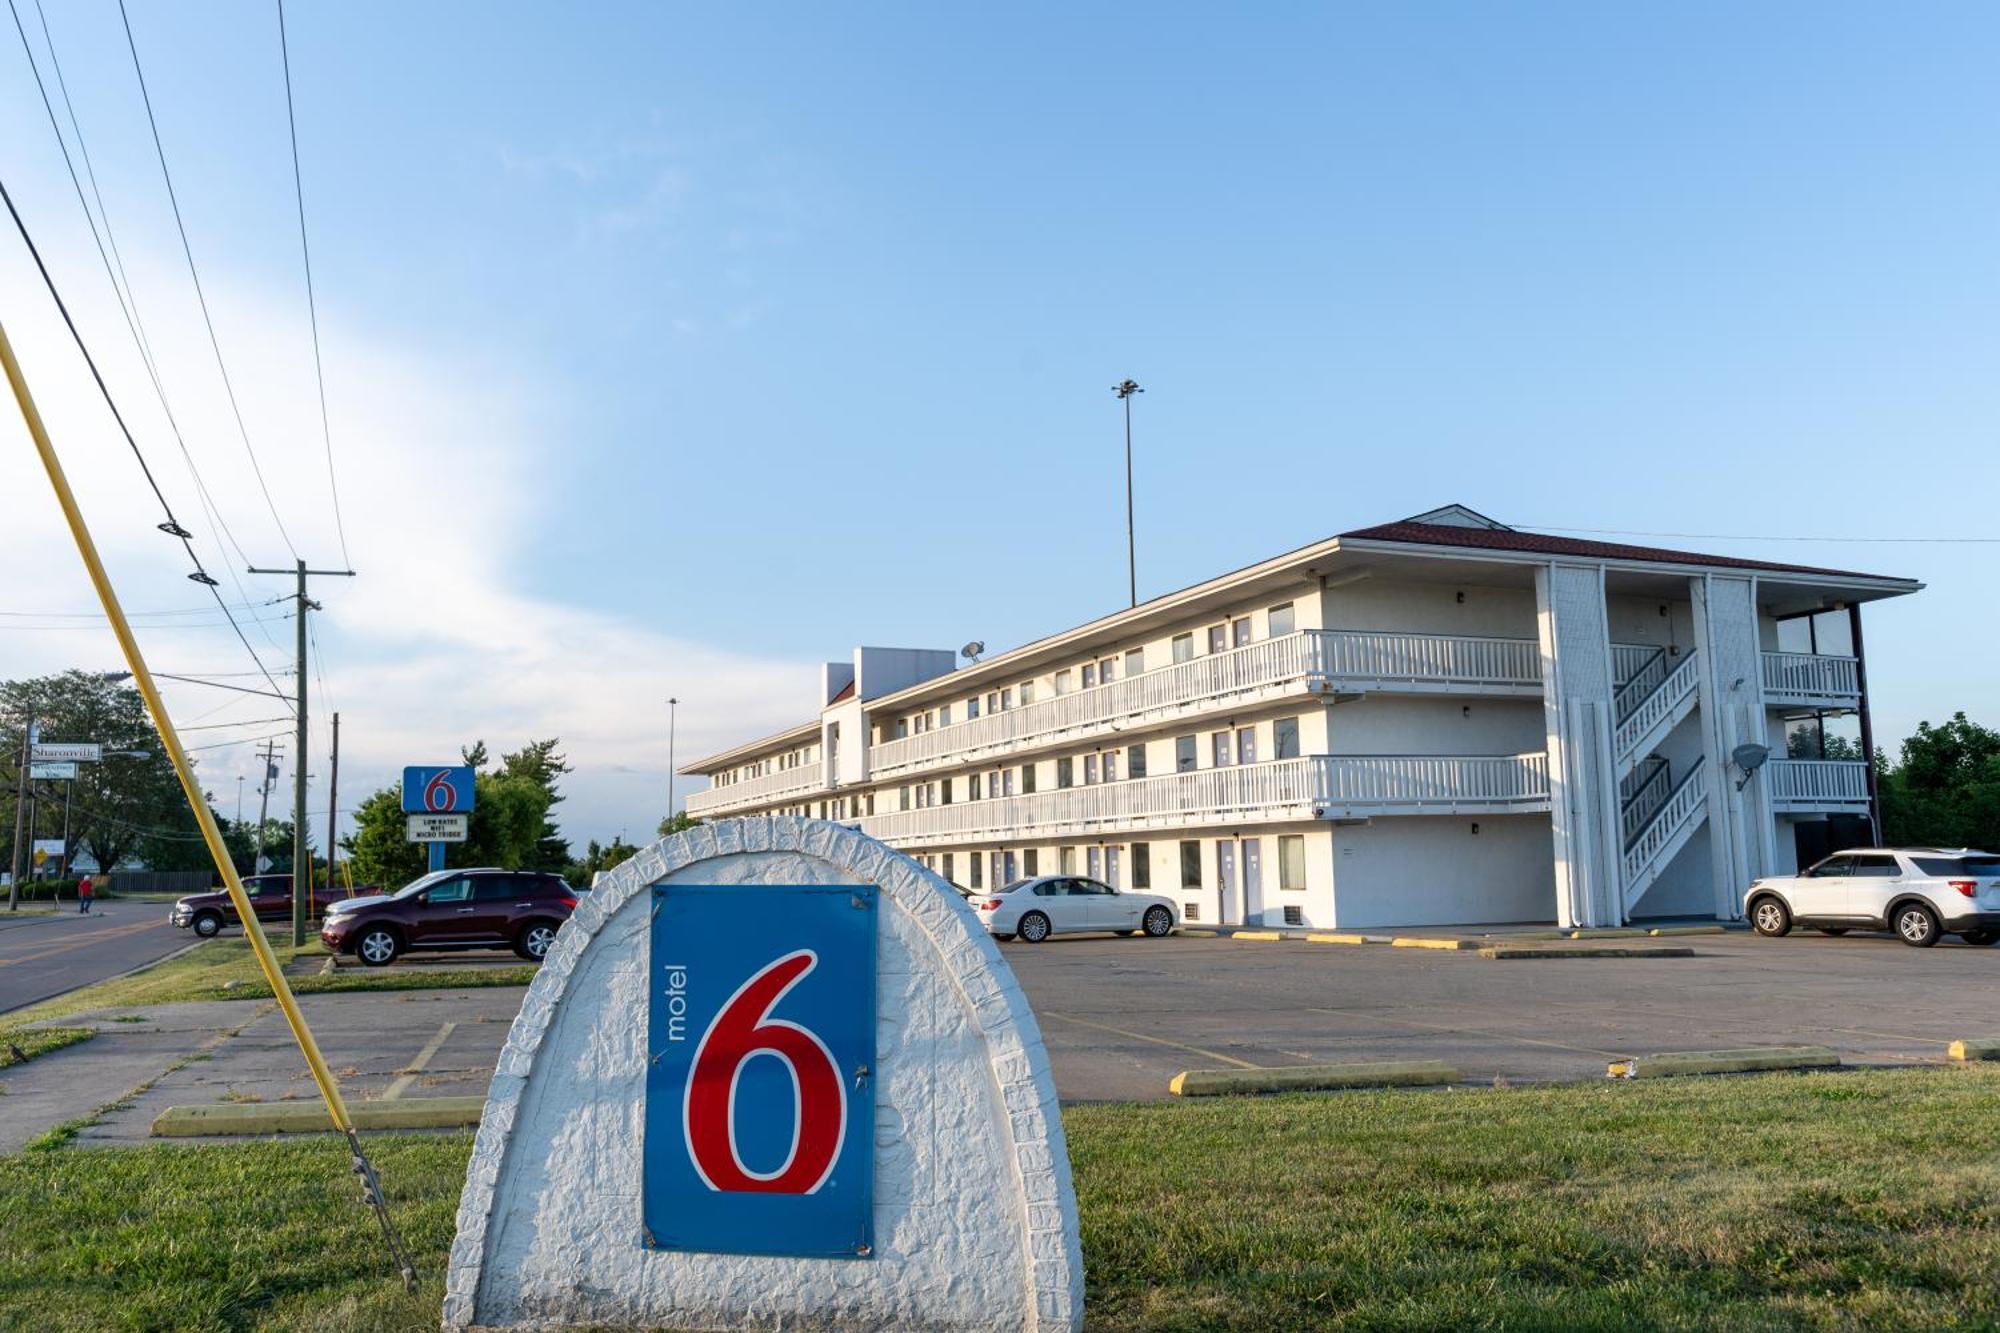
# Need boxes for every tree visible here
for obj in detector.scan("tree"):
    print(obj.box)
[343,738,571,888]
[1879,712,2000,850]
[500,739,571,871]
[657,811,700,839]
[565,836,640,888]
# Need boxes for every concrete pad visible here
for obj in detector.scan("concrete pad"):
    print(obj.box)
[1169,1059,1459,1096]
[1947,1039,2000,1062]
[1390,937,1479,950]
[1607,1045,1841,1079]
[1479,945,1696,960]
[152,1094,486,1136]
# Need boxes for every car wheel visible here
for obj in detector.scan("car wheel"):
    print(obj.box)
[1750,897,1791,937]
[1816,927,1849,937]
[191,911,223,938]
[1961,929,2000,946]
[1018,911,1051,943]
[1894,902,1941,948]
[1142,906,1174,938]
[515,922,560,962]
[357,927,401,967]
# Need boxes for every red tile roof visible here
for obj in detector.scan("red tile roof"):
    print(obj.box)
[1337,521,1905,581]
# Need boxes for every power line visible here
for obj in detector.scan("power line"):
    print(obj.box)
[0,173,296,712]
[275,0,350,570]
[0,598,283,619]
[116,0,299,562]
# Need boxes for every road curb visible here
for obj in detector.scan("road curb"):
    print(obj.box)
[151,1094,487,1137]
[1304,932,1392,945]
[1481,944,1696,960]
[1227,930,1287,942]
[1169,1059,1460,1097]
[1390,936,1480,951]
[1948,1039,2000,1062]
[1607,1045,1840,1079]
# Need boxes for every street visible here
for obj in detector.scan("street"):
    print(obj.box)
[0,903,192,1016]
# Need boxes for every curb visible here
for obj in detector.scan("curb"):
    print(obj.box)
[1481,944,1696,960]
[1227,930,1287,942]
[1647,926,1729,937]
[1304,932,1393,945]
[1607,1045,1840,1079]
[1948,1039,2000,1062]
[152,1095,487,1137]
[1170,1059,1460,1097]
[1390,936,1480,951]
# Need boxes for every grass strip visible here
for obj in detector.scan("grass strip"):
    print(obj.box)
[0,1025,93,1069]
[5,1067,2000,1328]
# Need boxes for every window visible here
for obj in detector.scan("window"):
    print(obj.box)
[865,792,875,815]
[1020,763,1037,794]
[1212,731,1233,767]
[1176,735,1198,772]
[1021,680,1036,705]
[1131,843,1151,889]
[1207,625,1227,654]
[1183,901,1201,922]
[895,718,909,740]
[1232,617,1252,648]
[1084,754,1099,785]
[1274,716,1300,760]
[899,786,911,812]
[1103,750,1119,782]
[1269,602,1296,637]
[474,875,526,902]
[1806,855,1853,877]
[1000,688,1013,710]
[1915,855,2000,877]
[986,692,998,715]
[1279,835,1306,891]
[1023,849,1039,876]
[941,777,953,805]
[1057,756,1074,789]
[1172,633,1194,663]
[1055,669,1072,695]
[1099,658,1116,683]
[1283,905,1303,926]
[942,853,955,883]
[940,704,952,726]
[1001,768,1015,797]
[426,877,473,904]
[967,696,980,720]
[970,773,983,801]
[970,854,983,889]
[1180,840,1203,889]
[1126,647,1144,676]
[1082,663,1096,689]
[1128,744,1147,779]
[1060,847,1077,874]
[1848,855,1901,878]
[1237,726,1257,765]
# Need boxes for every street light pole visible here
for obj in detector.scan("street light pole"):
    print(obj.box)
[666,697,679,826]
[1113,379,1143,607]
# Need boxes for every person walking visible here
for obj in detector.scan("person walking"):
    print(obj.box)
[76,873,93,915]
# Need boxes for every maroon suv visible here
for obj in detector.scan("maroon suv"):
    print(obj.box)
[318,867,577,966]
[170,874,371,938]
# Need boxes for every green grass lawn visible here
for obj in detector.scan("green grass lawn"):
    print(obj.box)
[0,1025,92,1069]
[4,1066,2000,1329]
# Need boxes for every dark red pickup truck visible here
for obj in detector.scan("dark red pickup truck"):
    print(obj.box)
[168,874,373,937]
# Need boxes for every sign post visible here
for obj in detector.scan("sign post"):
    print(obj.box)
[402,766,475,873]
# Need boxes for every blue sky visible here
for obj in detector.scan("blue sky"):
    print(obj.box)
[2,2,1996,849]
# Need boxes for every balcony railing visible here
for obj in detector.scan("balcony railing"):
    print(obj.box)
[684,762,823,817]
[1768,758,1870,810]
[1761,652,1861,704]
[856,753,1550,847]
[867,629,1545,780]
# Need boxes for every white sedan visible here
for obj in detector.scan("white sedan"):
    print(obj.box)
[972,875,1179,942]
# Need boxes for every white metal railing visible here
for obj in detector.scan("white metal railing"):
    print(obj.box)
[1612,643,1664,687]
[1621,760,1673,848]
[1614,650,1700,760]
[685,762,823,817]
[1761,652,1861,701]
[868,629,1543,779]
[1768,759,1869,807]
[1623,760,1707,886]
[857,753,1549,845]
[1614,649,1672,721]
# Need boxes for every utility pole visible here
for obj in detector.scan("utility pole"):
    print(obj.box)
[248,559,353,945]
[9,715,33,911]
[253,737,280,874]
[1113,379,1143,607]
[666,697,679,826]
[325,711,340,898]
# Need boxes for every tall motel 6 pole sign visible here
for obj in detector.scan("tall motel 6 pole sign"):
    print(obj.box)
[402,766,474,873]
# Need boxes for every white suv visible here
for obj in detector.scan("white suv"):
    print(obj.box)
[1745,848,2000,947]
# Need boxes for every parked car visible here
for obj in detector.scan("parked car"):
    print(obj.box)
[170,874,373,938]
[318,867,577,966]
[972,875,1178,942]
[1745,848,2000,947]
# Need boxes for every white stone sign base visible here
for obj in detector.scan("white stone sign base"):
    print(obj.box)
[443,817,1083,1331]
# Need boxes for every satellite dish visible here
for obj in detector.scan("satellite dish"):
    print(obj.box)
[960,641,984,662]
[1731,742,1771,791]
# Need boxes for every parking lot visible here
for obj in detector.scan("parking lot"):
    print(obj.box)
[1002,927,2000,1100]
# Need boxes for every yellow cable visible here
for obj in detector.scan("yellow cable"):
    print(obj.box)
[0,317,353,1131]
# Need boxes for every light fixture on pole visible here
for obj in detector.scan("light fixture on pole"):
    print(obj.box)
[1112,379,1142,607]
[666,697,679,824]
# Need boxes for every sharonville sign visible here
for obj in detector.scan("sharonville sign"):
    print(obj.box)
[444,818,1081,1331]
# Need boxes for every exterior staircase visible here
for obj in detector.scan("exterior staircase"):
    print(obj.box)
[1621,757,1709,913]
[1610,648,1708,914]
[1612,649,1699,779]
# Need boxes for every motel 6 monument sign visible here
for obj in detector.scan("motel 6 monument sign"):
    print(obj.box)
[444,817,1083,1331]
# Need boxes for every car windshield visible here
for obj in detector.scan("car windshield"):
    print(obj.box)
[996,879,1034,894]
[392,871,456,899]
[1913,856,2000,877]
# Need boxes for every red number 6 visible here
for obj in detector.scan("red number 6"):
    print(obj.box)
[683,950,847,1194]
[424,771,456,812]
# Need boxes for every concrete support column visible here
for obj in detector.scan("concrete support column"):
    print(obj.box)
[1536,564,1621,928]
[1689,575,1772,919]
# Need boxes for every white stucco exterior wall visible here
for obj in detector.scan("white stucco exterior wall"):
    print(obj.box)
[443,818,1083,1332]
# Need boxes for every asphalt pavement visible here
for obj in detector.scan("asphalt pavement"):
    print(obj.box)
[0,901,194,1016]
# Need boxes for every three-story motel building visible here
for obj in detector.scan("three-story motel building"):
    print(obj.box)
[680,506,1921,930]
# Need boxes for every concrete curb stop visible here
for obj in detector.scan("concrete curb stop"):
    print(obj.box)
[1169,1059,1460,1097]
[1305,932,1393,945]
[1227,930,1287,942]
[1390,936,1479,951]
[1606,1045,1840,1079]
[152,1095,487,1137]
[1947,1039,2000,1062]
[1480,944,1696,960]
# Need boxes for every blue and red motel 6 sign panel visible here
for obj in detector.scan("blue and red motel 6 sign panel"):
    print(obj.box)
[644,884,877,1259]
[400,766,475,815]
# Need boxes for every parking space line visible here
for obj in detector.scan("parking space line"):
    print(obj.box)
[1040,1011,1262,1069]
[382,1020,457,1101]
[1307,1007,1627,1059]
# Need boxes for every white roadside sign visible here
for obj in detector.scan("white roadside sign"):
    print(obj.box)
[29,761,79,780]
[407,813,469,843]
[31,742,100,762]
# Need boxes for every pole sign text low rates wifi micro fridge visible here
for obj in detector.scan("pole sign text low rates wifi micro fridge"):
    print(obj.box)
[644,883,877,1259]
